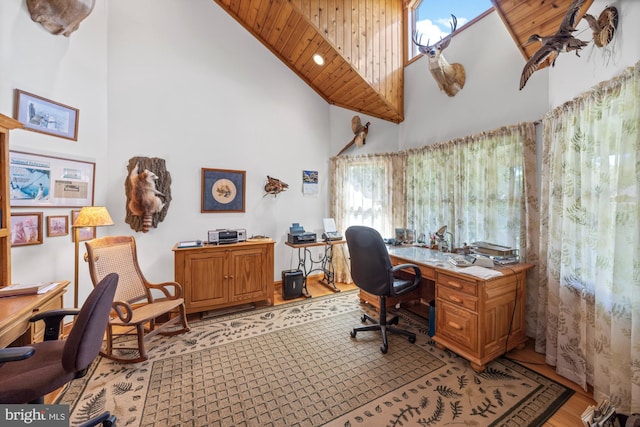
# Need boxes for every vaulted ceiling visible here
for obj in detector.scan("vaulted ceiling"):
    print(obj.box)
[213,0,596,124]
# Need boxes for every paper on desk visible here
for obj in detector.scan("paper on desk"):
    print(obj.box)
[459,266,503,279]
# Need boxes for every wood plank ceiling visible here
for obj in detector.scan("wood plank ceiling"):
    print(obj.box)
[213,0,595,124]
[213,0,405,123]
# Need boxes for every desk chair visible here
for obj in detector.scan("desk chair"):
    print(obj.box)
[0,273,119,426]
[345,226,422,353]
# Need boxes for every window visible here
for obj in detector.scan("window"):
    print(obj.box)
[407,0,493,61]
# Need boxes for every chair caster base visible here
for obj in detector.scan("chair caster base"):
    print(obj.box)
[380,344,388,354]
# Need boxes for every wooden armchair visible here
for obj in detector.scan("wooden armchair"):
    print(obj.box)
[84,235,189,363]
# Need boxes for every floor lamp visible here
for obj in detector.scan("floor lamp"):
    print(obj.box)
[72,206,114,308]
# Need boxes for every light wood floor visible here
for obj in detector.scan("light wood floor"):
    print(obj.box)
[276,277,596,427]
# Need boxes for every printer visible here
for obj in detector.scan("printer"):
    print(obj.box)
[208,228,247,244]
[287,222,316,244]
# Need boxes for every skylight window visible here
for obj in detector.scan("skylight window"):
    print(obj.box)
[408,0,494,61]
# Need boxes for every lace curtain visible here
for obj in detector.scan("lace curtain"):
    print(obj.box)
[536,62,640,413]
[329,153,404,283]
[404,123,539,335]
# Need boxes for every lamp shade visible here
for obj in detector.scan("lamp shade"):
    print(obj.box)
[72,206,114,228]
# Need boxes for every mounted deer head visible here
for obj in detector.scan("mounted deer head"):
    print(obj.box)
[412,14,466,97]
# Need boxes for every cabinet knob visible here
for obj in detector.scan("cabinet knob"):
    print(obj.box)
[449,295,462,303]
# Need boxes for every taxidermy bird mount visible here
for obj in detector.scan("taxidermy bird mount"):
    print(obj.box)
[583,6,618,48]
[125,157,171,233]
[412,14,466,97]
[337,116,370,156]
[520,0,590,90]
[264,176,288,197]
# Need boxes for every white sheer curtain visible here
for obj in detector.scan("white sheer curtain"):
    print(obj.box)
[537,62,640,413]
[330,153,402,282]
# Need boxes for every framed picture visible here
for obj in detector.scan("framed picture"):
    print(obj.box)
[13,89,79,141]
[201,168,246,213]
[71,210,96,242]
[10,212,43,247]
[9,150,95,208]
[47,215,69,237]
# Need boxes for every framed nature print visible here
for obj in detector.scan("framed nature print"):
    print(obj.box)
[201,168,246,213]
[47,215,69,237]
[9,150,95,208]
[10,212,43,246]
[14,89,79,141]
[71,209,96,242]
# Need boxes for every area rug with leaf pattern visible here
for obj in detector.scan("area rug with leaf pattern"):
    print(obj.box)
[58,290,573,426]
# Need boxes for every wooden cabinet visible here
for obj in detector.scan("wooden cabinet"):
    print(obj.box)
[433,266,530,372]
[173,240,275,314]
[0,114,22,288]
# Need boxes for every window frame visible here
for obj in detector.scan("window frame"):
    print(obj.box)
[405,0,494,65]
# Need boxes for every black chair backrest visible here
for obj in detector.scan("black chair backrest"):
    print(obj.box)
[345,226,393,296]
[63,273,118,373]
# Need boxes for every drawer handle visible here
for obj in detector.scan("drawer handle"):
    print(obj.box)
[446,281,463,289]
[447,321,463,331]
[449,295,462,303]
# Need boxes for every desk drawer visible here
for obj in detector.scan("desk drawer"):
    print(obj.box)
[436,300,478,354]
[437,272,477,296]
[438,286,477,311]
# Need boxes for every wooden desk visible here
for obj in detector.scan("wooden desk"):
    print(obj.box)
[284,240,345,296]
[383,246,533,372]
[0,281,69,348]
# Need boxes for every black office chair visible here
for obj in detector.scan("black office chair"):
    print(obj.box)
[0,273,119,427]
[345,226,422,353]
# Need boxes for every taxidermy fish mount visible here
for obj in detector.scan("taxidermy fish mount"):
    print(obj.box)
[125,157,171,233]
[337,116,370,156]
[264,176,288,197]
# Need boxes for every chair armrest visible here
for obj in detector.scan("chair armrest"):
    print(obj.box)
[0,346,35,363]
[392,263,422,281]
[146,281,183,300]
[112,300,134,323]
[30,308,81,341]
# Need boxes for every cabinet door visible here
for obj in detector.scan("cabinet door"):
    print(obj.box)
[228,246,267,302]
[185,251,228,309]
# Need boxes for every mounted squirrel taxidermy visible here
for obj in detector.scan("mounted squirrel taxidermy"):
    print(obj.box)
[264,176,289,197]
[337,116,370,156]
[412,14,465,97]
[125,157,171,233]
[27,0,96,36]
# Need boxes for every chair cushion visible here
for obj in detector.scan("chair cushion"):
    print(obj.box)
[393,277,419,295]
[110,298,185,325]
[0,340,75,404]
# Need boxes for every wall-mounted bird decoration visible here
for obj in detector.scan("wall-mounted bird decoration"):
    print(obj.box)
[337,116,370,156]
[264,176,288,197]
[519,0,590,90]
[583,6,618,48]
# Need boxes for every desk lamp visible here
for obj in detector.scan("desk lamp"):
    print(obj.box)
[435,225,454,252]
[72,206,113,307]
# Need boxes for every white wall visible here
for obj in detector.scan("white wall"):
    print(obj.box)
[2,0,638,307]
[0,1,108,307]
[548,0,640,108]
[399,10,548,149]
